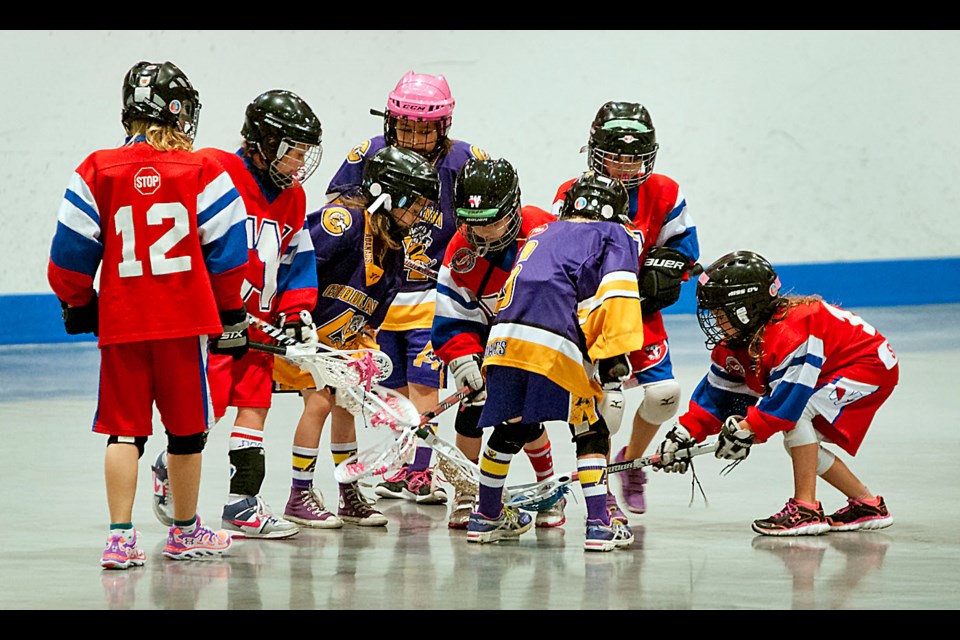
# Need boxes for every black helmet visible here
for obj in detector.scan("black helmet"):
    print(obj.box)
[122,61,201,140]
[362,146,440,239]
[587,101,659,188]
[454,157,522,254]
[557,171,630,224]
[242,90,323,189]
[696,251,783,349]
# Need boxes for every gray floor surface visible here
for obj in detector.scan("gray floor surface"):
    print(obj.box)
[2,306,958,610]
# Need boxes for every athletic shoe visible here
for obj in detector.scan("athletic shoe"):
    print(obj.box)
[338,482,388,527]
[221,495,300,539]
[448,489,476,529]
[151,450,174,527]
[535,495,567,528]
[752,498,831,536]
[826,496,894,532]
[284,487,343,529]
[606,489,628,525]
[100,529,146,570]
[466,506,533,543]
[584,519,635,552]
[162,518,232,560]
[374,465,408,500]
[403,468,448,504]
[615,447,647,514]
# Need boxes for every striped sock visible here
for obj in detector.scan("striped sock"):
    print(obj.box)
[409,423,437,472]
[525,440,555,482]
[578,457,609,524]
[478,446,513,518]
[291,445,319,491]
[331,440,358,467]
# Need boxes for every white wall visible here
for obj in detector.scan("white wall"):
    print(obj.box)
[3,29,957,295]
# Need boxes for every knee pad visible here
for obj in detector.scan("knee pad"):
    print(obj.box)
[486,423,529,455]
[637,379,681,425]
[523,423,545,444]
[167,431,209,455]
[815,445,837,476]
[569,417,610,457]
[229,447,266,496]
[454,404,485,439]
[106,435,147,459]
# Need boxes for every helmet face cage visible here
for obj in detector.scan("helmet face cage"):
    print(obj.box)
[382,71,455,159]
[558,171,630,224]
[122,61,201,141]
[242,90,323,190]
[695,251,782,349]
[267,139,323,189]
[455,158,523,254]
[587,102,659,188]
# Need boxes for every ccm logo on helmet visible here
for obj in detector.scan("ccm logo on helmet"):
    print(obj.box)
[134,167,161,195]
[644,257,686,270]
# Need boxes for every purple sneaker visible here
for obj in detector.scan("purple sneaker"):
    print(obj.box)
[606,488,628,525]
[615,447,647,514]
[162,518,232,560]
[100,529,146,570]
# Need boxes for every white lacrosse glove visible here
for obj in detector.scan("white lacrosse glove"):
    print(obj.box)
[654,424,697,474]
[280,310,319,345]
[716,415,753,461]
[598,382,625,435]
[448,353,486,406]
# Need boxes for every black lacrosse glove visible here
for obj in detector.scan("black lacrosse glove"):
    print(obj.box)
[60,295,98,336]
[210,306,249,360]
[598,354,630,385]
[640,245,692,315]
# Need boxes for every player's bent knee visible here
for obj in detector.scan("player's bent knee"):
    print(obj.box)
[570,417,610,457]
[523,423,545,444]
[106,435,147,459]
[816,445,836,476]
[454,404,485,439]
[637,379,681,425]
[167,431,209,455]
[487,423,528,455]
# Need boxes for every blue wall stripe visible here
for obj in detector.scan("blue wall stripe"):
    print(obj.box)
[5,256,957,345]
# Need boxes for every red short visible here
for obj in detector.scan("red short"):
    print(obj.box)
[95,336,214,438]
[208,350,275,419]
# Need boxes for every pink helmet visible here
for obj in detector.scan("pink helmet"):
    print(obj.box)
[380,71,455,159]
[387,71,455,122]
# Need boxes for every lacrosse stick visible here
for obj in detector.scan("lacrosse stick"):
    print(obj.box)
[246,313,393,381]
[503,440,719,512]
[334,385,479,487]
[250,341,387,391]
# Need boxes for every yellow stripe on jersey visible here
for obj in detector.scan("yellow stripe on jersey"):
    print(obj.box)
[380,290,436,331]
[484,333,600,399]
[577,271,645,362]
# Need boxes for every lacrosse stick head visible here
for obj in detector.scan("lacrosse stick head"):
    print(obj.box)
[335,383,421,431]
[333,428,418,484]
[504,475,574,512]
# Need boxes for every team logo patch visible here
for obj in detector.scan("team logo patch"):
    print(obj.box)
[573,196,588,211]
[469,195,481,207]
[725,356,745,377]
[134,167,161,195]
[828,385,864,407]
[770,277,781,296]
[450,247,477,274]
[346,140,372,164]
[169,99,182,115]
[321,207,352,236]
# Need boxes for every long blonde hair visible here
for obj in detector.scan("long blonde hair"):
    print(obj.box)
[125,120,193,152]
[747,293,824,368]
